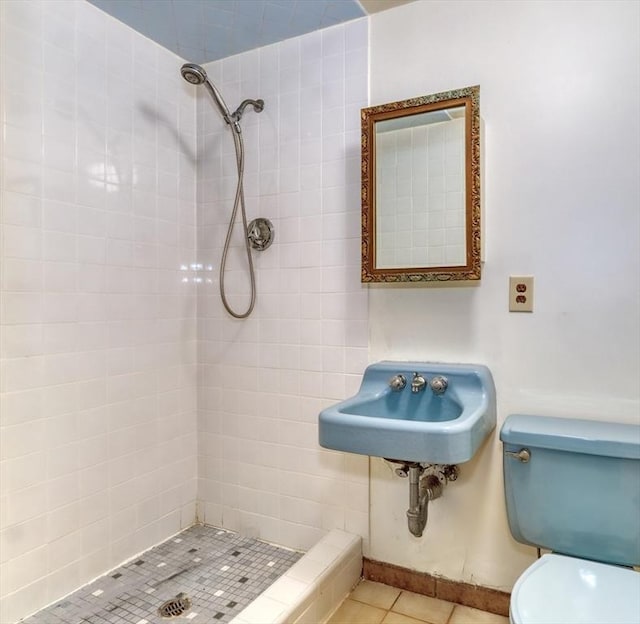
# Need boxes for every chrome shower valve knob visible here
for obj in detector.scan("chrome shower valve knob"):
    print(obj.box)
[247,218,274,251]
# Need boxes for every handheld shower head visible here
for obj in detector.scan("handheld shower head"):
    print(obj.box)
[180,62,264,135]
[180,63,207,85]
[180,62,234,126]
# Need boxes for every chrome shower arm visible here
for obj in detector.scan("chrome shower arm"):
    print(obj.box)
[232,99,265,122]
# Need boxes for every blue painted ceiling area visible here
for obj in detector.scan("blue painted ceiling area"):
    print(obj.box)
[88,0,367,63]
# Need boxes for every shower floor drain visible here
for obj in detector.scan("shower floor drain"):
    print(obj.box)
[158,593,191,618]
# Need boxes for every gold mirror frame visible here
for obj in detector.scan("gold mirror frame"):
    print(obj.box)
[361,85,481,283]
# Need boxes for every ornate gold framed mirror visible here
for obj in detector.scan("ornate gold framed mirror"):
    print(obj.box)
[361,85,481,283]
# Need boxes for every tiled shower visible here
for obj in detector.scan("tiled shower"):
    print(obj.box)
[0,1,368,621]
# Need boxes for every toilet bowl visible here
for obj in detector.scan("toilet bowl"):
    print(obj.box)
[509,554,640,624]
[501,414,640,624]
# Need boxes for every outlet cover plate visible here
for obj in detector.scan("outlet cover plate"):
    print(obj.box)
[509,276,534,312]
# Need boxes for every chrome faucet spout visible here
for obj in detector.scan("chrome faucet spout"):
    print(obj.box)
[411,372,427,393]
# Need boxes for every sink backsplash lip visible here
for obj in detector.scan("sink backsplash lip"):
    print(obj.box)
[357,360,491,388]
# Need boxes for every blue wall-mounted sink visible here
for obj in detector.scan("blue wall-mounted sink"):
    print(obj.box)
[319,361,496,463]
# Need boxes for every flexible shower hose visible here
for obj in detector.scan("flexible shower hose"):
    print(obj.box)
[219,127,256,319]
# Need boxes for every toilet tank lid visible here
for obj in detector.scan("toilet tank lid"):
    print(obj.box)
[500,414,640,459]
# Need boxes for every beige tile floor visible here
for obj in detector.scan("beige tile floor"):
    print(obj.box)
[328,580,510,624]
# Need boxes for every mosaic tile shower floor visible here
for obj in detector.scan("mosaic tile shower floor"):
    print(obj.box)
[23,525,302,624]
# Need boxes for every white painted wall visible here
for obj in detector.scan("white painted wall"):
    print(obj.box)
[0,2,198,621]
[367,0,640,590]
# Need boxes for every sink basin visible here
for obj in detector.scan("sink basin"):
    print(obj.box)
[319,361,496,463]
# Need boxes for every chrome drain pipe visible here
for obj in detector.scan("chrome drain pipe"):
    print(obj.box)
[406,467,443,537]
[389,461,458,537]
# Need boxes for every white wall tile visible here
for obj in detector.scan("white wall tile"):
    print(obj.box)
[1,1,197,620]
[196,20,369,552]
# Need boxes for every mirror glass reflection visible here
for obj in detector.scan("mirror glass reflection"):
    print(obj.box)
[375,106,466,269]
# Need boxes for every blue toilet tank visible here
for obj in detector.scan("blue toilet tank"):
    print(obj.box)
[501,414,640,567]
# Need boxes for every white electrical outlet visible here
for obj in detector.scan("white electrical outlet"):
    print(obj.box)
[509,276,534,312]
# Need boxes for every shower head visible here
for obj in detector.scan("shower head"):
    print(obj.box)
[180,63,207,85]
[181,62,234,126]
[181,61,264,135]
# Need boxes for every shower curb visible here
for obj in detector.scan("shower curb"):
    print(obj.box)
[231,530,363,624]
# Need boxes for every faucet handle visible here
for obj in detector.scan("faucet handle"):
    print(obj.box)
[389,374,407,391]
[430,375,448,394]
